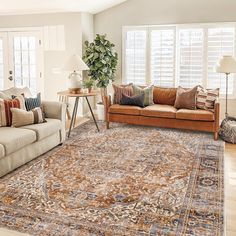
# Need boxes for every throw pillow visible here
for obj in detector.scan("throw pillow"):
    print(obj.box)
[120,93,145,108]
[11,107,46,128]
[0,95,25,127]
[197,86,219,111]
[24,93,41,111]
[153,87,177,106]
[112,84,133,104]
[174,86,198,110]
[132,85,154,106]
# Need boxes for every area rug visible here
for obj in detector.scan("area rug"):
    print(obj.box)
[0,122,224,236]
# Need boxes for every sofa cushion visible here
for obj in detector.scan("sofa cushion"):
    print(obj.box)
[0,127,36,155]
[176,109,215,121]
[21,118,62,141]
[109,104,141,115]
[140,104,177,118]
[153,87,177,106]
[0,144,5,159]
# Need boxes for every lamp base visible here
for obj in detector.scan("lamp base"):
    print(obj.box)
[68,88,82,94]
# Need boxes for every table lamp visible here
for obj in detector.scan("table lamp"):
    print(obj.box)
[215,55,236,117]
[64,54,89,94]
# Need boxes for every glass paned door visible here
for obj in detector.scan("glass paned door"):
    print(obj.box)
[8,31,42,95]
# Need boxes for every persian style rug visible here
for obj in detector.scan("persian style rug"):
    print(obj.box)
[0,122,224,236]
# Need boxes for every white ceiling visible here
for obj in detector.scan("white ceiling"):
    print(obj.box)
[0,0,127,15]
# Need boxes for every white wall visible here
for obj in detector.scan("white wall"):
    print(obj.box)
[94,0,236,117]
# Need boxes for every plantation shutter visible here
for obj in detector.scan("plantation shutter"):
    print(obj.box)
[178,29,204,88]
[207,27,235,95]
[124,30,147,85]
[151,29,175,87]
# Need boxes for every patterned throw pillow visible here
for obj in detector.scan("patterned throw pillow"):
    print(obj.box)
[0,95,25,127]
[197,86,219,111]
[112,84,133,104]
[11,107,46,128]
[132,85,154,106]
[25,93,41,111]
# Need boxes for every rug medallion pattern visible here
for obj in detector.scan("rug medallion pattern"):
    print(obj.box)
[0,122,224,235]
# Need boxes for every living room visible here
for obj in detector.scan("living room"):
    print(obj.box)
[0,0,235,235]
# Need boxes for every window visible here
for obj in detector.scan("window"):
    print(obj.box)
[124,30,147,85]
[178,28,204,88]
[123,23,236,97]
[151,28,175,87]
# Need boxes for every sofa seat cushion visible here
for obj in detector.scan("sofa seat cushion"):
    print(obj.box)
[176,109,215,121]
[21,118,62,141]
[0,144,5,159]
[109,104,141,115]
[0,127,36,155]
[140,104,177,118]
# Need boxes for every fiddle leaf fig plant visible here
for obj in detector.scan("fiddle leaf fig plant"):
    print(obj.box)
[83,34,118,97]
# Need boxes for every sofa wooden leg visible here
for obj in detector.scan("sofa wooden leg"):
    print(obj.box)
[106,121,110,129]
[214,132,219,140]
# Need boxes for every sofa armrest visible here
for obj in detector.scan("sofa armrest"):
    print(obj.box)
[214,98,220,132]
[42,101,66,142]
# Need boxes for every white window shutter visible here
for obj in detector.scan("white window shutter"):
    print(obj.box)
[178,29,204,88]
[124,30,147,85]
[151,29,175,87]
[207,27,235,95]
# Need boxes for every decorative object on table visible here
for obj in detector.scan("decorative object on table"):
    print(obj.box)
[83,34,118,120]
[215,55,236,142]
[83,78,94,93]
[219,116,236,144]
[57,90,100,138]
[0,122,224,235]
[64,54,89,94]
[215,55,236,117]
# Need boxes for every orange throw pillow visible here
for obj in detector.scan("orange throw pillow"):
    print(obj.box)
[0,95,25,127]
[153,87,177,106]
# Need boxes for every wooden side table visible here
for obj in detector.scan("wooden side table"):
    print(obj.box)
[57,90,100,138]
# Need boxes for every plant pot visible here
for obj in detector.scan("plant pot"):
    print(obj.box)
[97,102,105,121]
[88,87,92,93]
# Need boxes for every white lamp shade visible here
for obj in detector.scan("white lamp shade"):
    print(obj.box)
[215,55,236,74]
[64,54,89,71]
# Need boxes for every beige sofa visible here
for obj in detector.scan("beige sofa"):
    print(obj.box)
[0,87,66,177]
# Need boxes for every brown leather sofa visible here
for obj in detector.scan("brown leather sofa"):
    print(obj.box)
[104,87,220,140]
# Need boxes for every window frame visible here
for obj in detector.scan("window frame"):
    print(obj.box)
[122,22,236,99]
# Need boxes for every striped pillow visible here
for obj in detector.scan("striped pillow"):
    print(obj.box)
[112,84,133,104]
[11,107,46,128]
[0,95,25,127]
[197,86,219,111]
[132,85,154,106]
[25,93,41,111]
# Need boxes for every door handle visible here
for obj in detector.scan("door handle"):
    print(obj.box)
[8,76,13,81]
[8,71,13,81]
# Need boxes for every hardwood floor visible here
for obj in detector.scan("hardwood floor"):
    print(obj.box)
[0,119,235,236]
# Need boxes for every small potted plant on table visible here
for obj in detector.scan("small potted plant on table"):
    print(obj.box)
[83,78,94,93]
[83,34,118,121]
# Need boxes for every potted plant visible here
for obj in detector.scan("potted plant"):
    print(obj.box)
[83,34,118,120]
[83,78,94,93]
